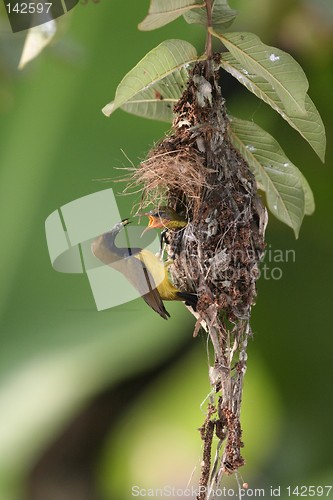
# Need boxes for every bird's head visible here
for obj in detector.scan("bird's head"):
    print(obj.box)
[99,218,131,245]
[141,207,187,234]
[107,218,131,234]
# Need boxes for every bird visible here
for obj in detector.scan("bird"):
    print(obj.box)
[142,206,187,232]
[141,206,188,252]
[91,219,197,320]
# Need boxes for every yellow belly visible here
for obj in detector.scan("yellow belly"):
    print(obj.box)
[136,250,179,301]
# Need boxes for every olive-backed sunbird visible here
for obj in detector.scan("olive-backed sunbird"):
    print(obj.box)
[143,206,187,232]
[91,219,197,320]
[142,206,188,253]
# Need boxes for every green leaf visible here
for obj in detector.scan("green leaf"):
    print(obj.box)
[139,0,204,31]
[102,40,197,117]
[220,53,326,162]
[228,116,307,238]
[298,170,315,216]
[183,0,237,28]
[119,66,189,122]
[212,31,309,117]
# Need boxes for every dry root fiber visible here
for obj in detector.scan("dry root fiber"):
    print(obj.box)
[133,59,267,498]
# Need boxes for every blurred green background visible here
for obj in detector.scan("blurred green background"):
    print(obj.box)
[0,1,332,499]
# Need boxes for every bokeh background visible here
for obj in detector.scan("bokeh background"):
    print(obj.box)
[0,0,332,499]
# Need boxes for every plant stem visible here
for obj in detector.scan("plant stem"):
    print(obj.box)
[205,0,213,59]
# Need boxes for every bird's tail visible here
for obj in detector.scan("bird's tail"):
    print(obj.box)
[176,291,198,311]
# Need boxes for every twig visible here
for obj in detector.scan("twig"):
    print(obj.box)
[205,0,213,59]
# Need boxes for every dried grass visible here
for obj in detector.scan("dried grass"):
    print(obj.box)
[129,142,216,215]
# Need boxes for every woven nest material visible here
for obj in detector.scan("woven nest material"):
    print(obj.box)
[133,144,216,217]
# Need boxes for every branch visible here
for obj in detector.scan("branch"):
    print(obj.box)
[205,0,213,59]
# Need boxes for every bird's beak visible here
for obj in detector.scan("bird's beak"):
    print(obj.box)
[121,218,131,226]
[141,216,162,236]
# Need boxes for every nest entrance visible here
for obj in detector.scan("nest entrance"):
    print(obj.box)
[132,60,267,497]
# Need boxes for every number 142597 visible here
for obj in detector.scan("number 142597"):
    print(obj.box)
[286,486,332,497]
[6,3,52,14]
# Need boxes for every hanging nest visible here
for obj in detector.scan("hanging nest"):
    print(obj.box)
[131,58,267,496]
[134,59,267,322]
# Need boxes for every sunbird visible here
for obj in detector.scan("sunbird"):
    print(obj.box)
[142,206,188,251]
[143,206,187,232]
[91,219,197,320]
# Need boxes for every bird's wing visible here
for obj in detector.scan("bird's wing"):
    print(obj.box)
[129,253,170,320]
[102,248,170,320]
[92,235,170,319]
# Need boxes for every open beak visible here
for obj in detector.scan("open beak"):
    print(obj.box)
[141,216,163,236]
